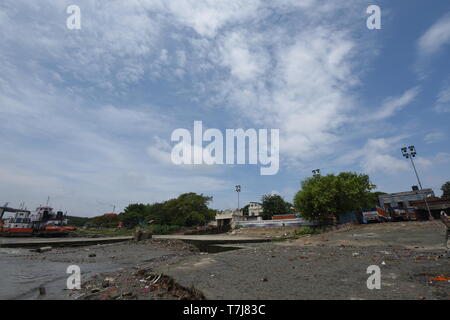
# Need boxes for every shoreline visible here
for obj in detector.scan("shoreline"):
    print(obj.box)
[1,221,448,300]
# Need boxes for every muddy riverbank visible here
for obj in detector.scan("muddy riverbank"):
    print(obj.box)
[0,239,198,299]
[155,221,449,300]
[1,221,448,300]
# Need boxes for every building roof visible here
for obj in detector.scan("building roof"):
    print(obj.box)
[379,189,434,198]
[103,213,118,217]
[410,197,450,210]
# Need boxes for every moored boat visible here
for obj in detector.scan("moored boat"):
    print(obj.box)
[0,204,76,237]
[0,210,34,237]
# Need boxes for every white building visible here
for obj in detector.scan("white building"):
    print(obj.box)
[215,209,244,230]
[248,202,263,219]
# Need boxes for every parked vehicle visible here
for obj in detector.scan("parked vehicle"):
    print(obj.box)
[362,207,390,223]
[390,208,410,221]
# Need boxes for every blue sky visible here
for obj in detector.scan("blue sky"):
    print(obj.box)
[0,1,449,217]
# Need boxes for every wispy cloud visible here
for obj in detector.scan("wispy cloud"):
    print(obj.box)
[368,87,420,121]
[1,1,449,215]
[424,131,446,143]
[418,12,450,57]
[434,83,450,113]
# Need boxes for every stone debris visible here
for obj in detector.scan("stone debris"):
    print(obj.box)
[80,268,205,300]
[38,286,46,296]
[33,246,52,253]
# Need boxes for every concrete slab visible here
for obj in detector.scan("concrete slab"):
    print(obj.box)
[153,234,271,244]
[0,236,132,248]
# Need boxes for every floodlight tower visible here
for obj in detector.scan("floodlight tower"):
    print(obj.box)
[312,169,321,176]
[401,146,433,220]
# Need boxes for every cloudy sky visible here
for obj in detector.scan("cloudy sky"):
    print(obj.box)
[0,0,449,217]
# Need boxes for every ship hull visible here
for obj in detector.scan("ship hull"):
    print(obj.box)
[0,227,34,237]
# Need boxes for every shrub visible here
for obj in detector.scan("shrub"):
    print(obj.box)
[143,224,183,235]
[294,226,321,236]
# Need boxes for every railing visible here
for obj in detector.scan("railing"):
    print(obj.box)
[234,218,318,228]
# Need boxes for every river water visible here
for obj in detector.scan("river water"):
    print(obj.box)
[0,238,193,300]
[0,247,128,299]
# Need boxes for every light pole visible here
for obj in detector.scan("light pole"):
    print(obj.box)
[312,169,321,176]
[235,185,241,210]
[401,146,433,220]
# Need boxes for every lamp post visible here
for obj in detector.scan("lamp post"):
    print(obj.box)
[312,169,321,176]
[235,185,241,210]
[401,146,433,220]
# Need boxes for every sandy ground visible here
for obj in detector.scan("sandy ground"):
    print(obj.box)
[155,221,449,300]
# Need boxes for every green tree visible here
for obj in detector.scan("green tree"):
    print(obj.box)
[120,193,215,228]
[242,204,250,216]
[293,172,376,223]
[119,203,154,227]
[261,194,292,220]
[441,181,450,200]
[89,214,120,228]
[367,191,387,208]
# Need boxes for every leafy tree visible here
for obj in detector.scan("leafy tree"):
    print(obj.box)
[119,193,215,228]
[261,194,292,220]
[242,204,250,216]
[89,214,120,228]
[293,172,376,223]
[367,191,387,208]
[120,203,148,227]
[67,216,90,227]
[441,181,450,200]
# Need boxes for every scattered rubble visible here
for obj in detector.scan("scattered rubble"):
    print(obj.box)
[32,246,52,253]
[79,268,205,300]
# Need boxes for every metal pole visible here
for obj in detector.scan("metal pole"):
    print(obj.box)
[409,157,422,189]
[238,192,240,210]
[410,157,433,220]
[235,185,241,210]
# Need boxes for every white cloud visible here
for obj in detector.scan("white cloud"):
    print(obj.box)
[434,84,450,113]
[418,13,450,57]
[4,0,444,214]
[424,131,446,144]
[164,0,262,37]
[359,137,409,174]
[368,87,420,121]
[216,31,270,82]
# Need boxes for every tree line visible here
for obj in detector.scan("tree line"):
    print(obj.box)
[71,193,216,229]
[71,176,450,228]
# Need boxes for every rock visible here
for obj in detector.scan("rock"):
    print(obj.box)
[261,277,268,282]
[39,286,46,295]
[34,246,52,253]
[133,230,144,241]
[88,253,96,257]
[102,278,115,288]
[110,292,121,300]
[352,252,360,257]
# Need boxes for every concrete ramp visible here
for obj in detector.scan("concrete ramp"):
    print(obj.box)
[0,236,132,248]
[152,234,270,244]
